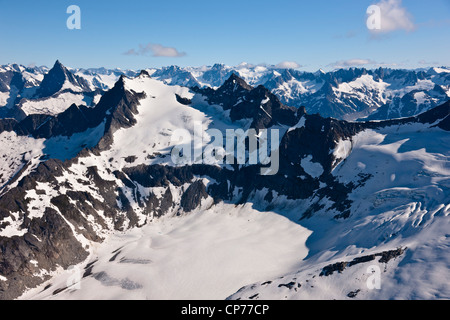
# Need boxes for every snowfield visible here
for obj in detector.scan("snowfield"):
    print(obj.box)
[84,74,254,173]
[20,92,97,116]
[0,131,45,189]
[20,203,312,300]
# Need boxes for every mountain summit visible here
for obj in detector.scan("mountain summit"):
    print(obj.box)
[35,60,91,98]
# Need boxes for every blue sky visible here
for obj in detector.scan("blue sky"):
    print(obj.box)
[0,0,449,71]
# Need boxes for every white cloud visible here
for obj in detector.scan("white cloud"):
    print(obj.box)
[124,43,186,58]
[418,59,439,65]
[329,59,377,69]
[369,0,415,34]
[123,49,138,56]
[274,61,302,69]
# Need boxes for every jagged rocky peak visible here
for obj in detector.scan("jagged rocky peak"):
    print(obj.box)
[0,70,147,142]
[219,73,253,93]
[138,69,151,78]
[53,59,64,70]
[191,73,253,109]
[35,60,90,98]
[193,73,298,129]
[211,63,226,70]
[152,65,184,78]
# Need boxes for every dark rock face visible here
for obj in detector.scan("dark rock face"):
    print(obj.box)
[0,74,145,145]
[319,248,406,277]
[0,71,28,118]
[192,74,252,111]
[0,71,13,93]
[280,114,364,175]
[0,118,17,133]
[347,290,361,298]
[0,208,89,300]
[278,282,297,290]
[175,94,191,106]
[35,60,90,99]
[194,74,299,129]
[378,248,406,263]
[219,73,254,94]
[180,180,208,213]
[437,115,450,131]
[319,262,349,277]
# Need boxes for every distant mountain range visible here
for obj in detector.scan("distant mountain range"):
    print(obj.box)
[148,63,450,121]
[1,61,449,121]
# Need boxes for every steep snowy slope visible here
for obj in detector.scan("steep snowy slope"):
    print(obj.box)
[229,121,450,300]
[0,131,45,189]
[18,92,95,116]
[0,64,46,116]
[0,73,448,300]
[0,119,106,194]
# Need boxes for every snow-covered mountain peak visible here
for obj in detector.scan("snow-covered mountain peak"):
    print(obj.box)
[429,67,450,75]
[220,73,253,93]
